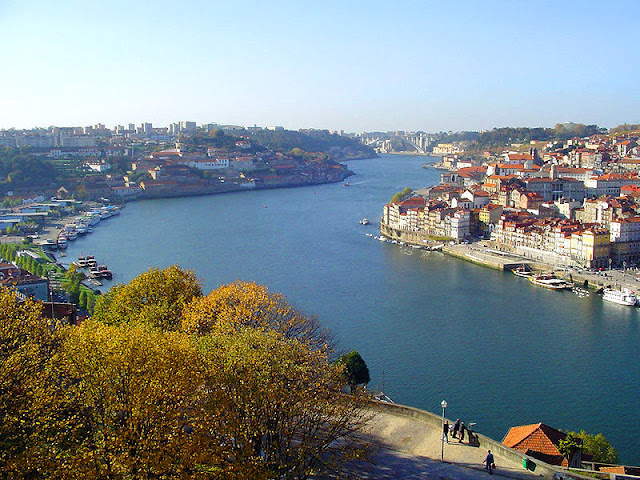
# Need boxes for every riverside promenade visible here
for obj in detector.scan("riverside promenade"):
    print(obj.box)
[334,401,581,480]
[443,242,640,293]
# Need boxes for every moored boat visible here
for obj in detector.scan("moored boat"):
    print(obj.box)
[603,288,638,306]
[512,265,535,278]
[529,273,573,290]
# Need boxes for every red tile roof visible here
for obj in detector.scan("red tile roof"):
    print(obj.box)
[503,423,567,466]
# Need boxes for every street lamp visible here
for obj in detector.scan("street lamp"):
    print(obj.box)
[441,399,447,462]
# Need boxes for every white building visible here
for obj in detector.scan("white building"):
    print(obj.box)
[182,158,229,170]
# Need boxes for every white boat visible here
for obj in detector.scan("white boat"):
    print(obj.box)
[359,218,371,225]
[529,274,574,290]
[603,288,637,306]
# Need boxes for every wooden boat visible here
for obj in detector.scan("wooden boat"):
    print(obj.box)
[529,273,573,290]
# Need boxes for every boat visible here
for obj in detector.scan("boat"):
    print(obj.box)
[99,269,113,279]
[603,288,637,306]
[528,273,574,290]
[359,218,371,225]
[343,182,350,187]
[77,256,88,268]
[512,265,535,278]
[74,223,88,235]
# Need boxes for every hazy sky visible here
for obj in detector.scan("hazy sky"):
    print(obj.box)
[0,0,637,132]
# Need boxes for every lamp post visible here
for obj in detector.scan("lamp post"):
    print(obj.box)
[441,399,447,462]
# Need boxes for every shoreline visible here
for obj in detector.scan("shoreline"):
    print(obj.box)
[378,224,638,294]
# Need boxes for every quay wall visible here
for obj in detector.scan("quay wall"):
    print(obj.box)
[379,222,445,247]
[441,245,509,271]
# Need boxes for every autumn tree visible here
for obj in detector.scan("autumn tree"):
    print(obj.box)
[182,280,333,351]
[0,289,63,477]
[92,265,202,330]
[33,320,227,479]
[198,327,368,479]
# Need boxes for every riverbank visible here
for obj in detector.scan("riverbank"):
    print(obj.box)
[378,222,640,298]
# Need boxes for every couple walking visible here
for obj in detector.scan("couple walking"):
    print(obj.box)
[442,418,466,443]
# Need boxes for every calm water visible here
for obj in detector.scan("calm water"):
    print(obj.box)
[65,155,640,464]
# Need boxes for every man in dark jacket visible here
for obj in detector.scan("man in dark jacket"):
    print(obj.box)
[484,450,495,475]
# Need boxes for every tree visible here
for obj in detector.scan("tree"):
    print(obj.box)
[33,320,225,479]
[78,290,87,310]
[573,430,618,464]
[182,280,333,352]
[92,265,202,331]
[558,432,582,460]
[0,289,62,476]
[61,265,85,305]
[198,327,367,479]
[336,351,370,393]
[390,187,413,204]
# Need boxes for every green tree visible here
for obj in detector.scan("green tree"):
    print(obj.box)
[390,187,413,204]
[558,432,582,460]
[573,430,618,464]
[78,290,87,310]
[336,351,370,393]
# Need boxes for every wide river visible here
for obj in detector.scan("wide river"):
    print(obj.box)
[66,154,640,464]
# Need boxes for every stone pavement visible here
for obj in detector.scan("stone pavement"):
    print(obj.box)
[334,409,547,480]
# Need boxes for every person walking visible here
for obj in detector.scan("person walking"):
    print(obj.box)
[452,419,460,439]
[458,421,465,443]
[443,420,449,443]
[484,450,495,475]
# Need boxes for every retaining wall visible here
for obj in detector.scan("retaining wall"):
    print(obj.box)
[367,400,598,480]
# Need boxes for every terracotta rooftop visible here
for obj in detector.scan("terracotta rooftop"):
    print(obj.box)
[502,423,567,466]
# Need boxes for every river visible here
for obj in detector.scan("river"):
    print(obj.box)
[65,154,640,464]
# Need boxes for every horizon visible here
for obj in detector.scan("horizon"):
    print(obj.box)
[1,0,638,132]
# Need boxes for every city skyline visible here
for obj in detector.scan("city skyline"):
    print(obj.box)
[1,0,638,133]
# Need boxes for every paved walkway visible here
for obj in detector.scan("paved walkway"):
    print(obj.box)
[332,409,547,480]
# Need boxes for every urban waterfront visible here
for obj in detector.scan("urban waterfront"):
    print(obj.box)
[65,154,640,464]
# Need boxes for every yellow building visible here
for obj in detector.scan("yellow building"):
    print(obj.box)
[570,227,610,268]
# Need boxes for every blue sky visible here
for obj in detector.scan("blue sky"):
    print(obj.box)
[0,0,637,132]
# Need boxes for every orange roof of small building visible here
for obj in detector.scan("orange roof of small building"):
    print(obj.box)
[503,423,567,466]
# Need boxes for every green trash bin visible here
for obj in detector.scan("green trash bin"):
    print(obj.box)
[523,458,529,469]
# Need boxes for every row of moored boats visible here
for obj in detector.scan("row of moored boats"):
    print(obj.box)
[74,255,112,280]
[366,233,444,251]
[56,205,121,249]
[512,265,638,306]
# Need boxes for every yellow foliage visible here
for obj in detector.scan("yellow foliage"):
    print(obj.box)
[93,265,202,331]
[182,281,332,351]
[0,288,61,475]
[37,320,224,479]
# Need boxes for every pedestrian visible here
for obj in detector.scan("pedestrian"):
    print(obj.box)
[443,421,449,443]
[484,450,495,475]
[458,421,465,443]
[452,419,460,438]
